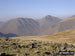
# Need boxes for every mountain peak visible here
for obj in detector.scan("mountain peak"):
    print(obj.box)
[45,15,52,17]
[44,15,53,19]
[43,15,61,21]
[16,17,25,19]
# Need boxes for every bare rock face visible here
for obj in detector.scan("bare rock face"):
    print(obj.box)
[0,18,40,36]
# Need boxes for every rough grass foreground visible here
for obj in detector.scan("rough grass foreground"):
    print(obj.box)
[0,38,75,56]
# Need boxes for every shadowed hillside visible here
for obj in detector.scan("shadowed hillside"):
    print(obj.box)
[0,15,62,36]
[0,18,40,36]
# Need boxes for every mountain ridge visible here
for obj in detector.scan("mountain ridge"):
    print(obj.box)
[0,17,40,36]
[37,15,61,35]
[1,15,75,36]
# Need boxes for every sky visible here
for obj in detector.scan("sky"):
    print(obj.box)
[0,0,75,21]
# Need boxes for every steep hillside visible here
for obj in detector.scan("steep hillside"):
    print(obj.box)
[1,15,75,36]
[44,15,75,34]
[0,18,40,36]
[37,15,61,35]
[57,15,75,32]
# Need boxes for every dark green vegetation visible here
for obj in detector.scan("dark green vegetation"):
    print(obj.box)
[0,38,75,56]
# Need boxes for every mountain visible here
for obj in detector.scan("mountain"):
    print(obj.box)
[57,15,75,32]
[37,15,61,35]
[48,15,75,33]
[0,18,40,36]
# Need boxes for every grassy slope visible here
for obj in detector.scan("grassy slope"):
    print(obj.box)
[10,29,75,44]
[0,29,75,56]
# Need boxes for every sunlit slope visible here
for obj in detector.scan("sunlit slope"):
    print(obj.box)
[46,29,75,43]
[11,29,75,44]
[52,15,75,33]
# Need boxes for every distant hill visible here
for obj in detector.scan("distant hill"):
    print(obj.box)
[0,32,18,37]
[37,15,61,35]
[57,15,75,32]
[1,15,75,36]
[47,15,75,33]
[0,18,40,36]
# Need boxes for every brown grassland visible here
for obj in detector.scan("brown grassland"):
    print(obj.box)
[0,29,75,56]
